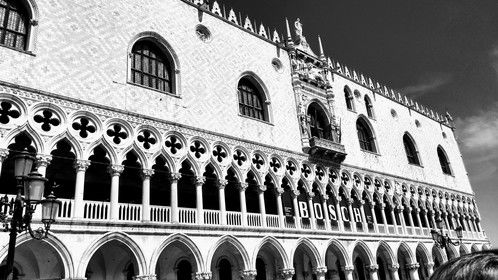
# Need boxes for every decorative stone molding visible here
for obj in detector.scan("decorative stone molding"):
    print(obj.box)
[322,194,329,200]
[141,169,155,179]
[314,266,327,277]
[367,264,379,272]
[195,176,206,185]
[291,190,300,198]
[238,182,249,191]
[35,154,52,168]
[258,184,267,192]
[0,149,9,161]
[132,275,157,280]
[74,159,91,171]
[388,264,400,272]
[279,268,295,279]
[218,179,228,189]
[407,263,420,270]
[343,265,354,272]
[170,172,182,181]
[108,164,124,176]
[275,187,284,195]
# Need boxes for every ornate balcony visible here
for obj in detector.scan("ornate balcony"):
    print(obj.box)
[307,136,347,162]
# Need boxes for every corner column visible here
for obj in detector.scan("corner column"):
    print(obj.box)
[141,169,154,222]
[170,172,182,223]
[108,164,124,221]
[73,159,91,219]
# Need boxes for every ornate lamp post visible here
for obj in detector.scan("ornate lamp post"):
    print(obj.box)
[0,151,61,280]
[431,218,463,249]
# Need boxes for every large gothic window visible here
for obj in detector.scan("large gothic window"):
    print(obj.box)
[364,95,374,118]
[403,133,420,165]
[307,102,331,140]
[344,86,354,111]
[0,0,29,50]
[237,77,267,121]
[437,146,452,175]
[356,118,376,152]
[131,40,173,93]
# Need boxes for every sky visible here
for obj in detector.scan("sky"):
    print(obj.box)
[221,0,498,246]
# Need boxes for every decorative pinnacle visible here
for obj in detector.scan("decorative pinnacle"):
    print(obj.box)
[285,18,293,47]
[318,35,325,60]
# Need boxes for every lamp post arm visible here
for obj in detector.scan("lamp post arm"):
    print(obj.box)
[2,191,23,280]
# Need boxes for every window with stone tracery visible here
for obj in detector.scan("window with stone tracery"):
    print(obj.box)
[131,40,173,93]
[0,0,29,50]
[307,102,331,140]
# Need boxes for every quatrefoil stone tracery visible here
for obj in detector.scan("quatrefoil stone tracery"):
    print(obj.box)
[316,167,325,180]
[106,124,128,144]
[213,145,227,163]
[233,150,247,166]
[190,141,206,159]
[0,101,20,124]
[34,109,60,132]
[269,157,281,173]
[72,117,96,138]
[252,154,264,169]
[301,165,311,178]
[165,136,183,154]
[286,161,296,175]
[137,130,157,149]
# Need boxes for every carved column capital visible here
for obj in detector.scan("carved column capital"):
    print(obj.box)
[308,192,315,199]
[218,179,228,189]
[427,262,435,269]
[407,263,420,270]
[238,182,248,191]
[141,169,155,179]
[275,187,285,195]
[132,275,157,280]
[343,265,355,272]
[388,264,400,272]
[35,154,52,168]
[314,266,327,277]
[74,159,91,171]
[291,190,300,198]
[170,172,182,182]
[0,149,9,161]
[195,176,206,186]
[322,194,329,200]
[258,184,267,192]
[360,199,366,205]
[108,164,124,176]
[347,198,354,205]
[240,270,257,280]
[279,268,295,278]
[367,264,379,272]
[194,272,212,280]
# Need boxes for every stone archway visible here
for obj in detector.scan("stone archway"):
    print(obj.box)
[324,240,349,280]
[376,242,396,280]
[154,238,202,280]
[292,240,321,280]
[352,242,374,280]
[209,236,249,280]
[254,237,288,280]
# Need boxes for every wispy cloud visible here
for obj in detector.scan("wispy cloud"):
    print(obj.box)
[401,73,452,97]
[489,44,498,77]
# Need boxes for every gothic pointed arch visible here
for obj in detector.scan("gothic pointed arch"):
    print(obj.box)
[364,95,374,118]
[403,133,421,165]
[252,236,290,271]
[128,32,180,94]
[344,86,355,111]
[237,72,271,122]
[307,101,332,140]
[437,145,452,175]
[206,235,251,274]
[356,116,377,153]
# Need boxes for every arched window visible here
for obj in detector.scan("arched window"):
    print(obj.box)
[0,0,29,50]
[437,146,452,175]
[307,102,331,140]
[237,77,267,121]
[403,133,420,165]
[344,86,354,111]
[131,40,173,93]
[364,95,374,118]
[356,117,376,152]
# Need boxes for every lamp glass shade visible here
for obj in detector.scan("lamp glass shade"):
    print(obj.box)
[13,152,35,178]
[41,194,61,224]
[25,172,47,202]
[456,226,463,239]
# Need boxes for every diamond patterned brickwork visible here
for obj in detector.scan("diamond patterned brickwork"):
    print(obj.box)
[0,0,302,152]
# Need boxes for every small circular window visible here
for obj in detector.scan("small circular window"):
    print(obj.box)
[415,119,421,127]
[271,58,283,73]
[195,24,211,42]
[391,109,397,118]
[442,132,447,139]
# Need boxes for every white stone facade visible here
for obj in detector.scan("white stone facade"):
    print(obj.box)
[0,0,490,280]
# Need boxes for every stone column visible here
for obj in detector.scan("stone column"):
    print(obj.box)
[398,206,408,234]
[416,208,423,232]
[240,270,257,280]
[347,198,356,232]
[141,169,154,222]
[423,211,431,232]
[315,266,327,280]
[276,187,285,228]
[391,206,399,234]
[343,265,354,280]
[322,194,331,231]
[108,164,124,221]
[72,159,90,219]
[308,192,316,229]
[336,197,345,231]
[430,212,437,230]
[380,203,388,232]
[239,182,248,226]
[292,190,301,229]
[0,149,9,178]
[279,268,295,280]
[194,272,212,280]
[170,172,182,223]
[407,263,420,280]
[371,202,379,233]
[258,185,267,226]
[443,212,451,230]
[388,264,400,280]
[218,179,227,225]
[407,207,415,229]
[427,262,435,277]
[359,200,368,232]
[35,154,52,177]
[195,176,205,224]
[367,265,379,280]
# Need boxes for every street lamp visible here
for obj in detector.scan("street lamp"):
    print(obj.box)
[431,217,463,249]
[0,150,61,280]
